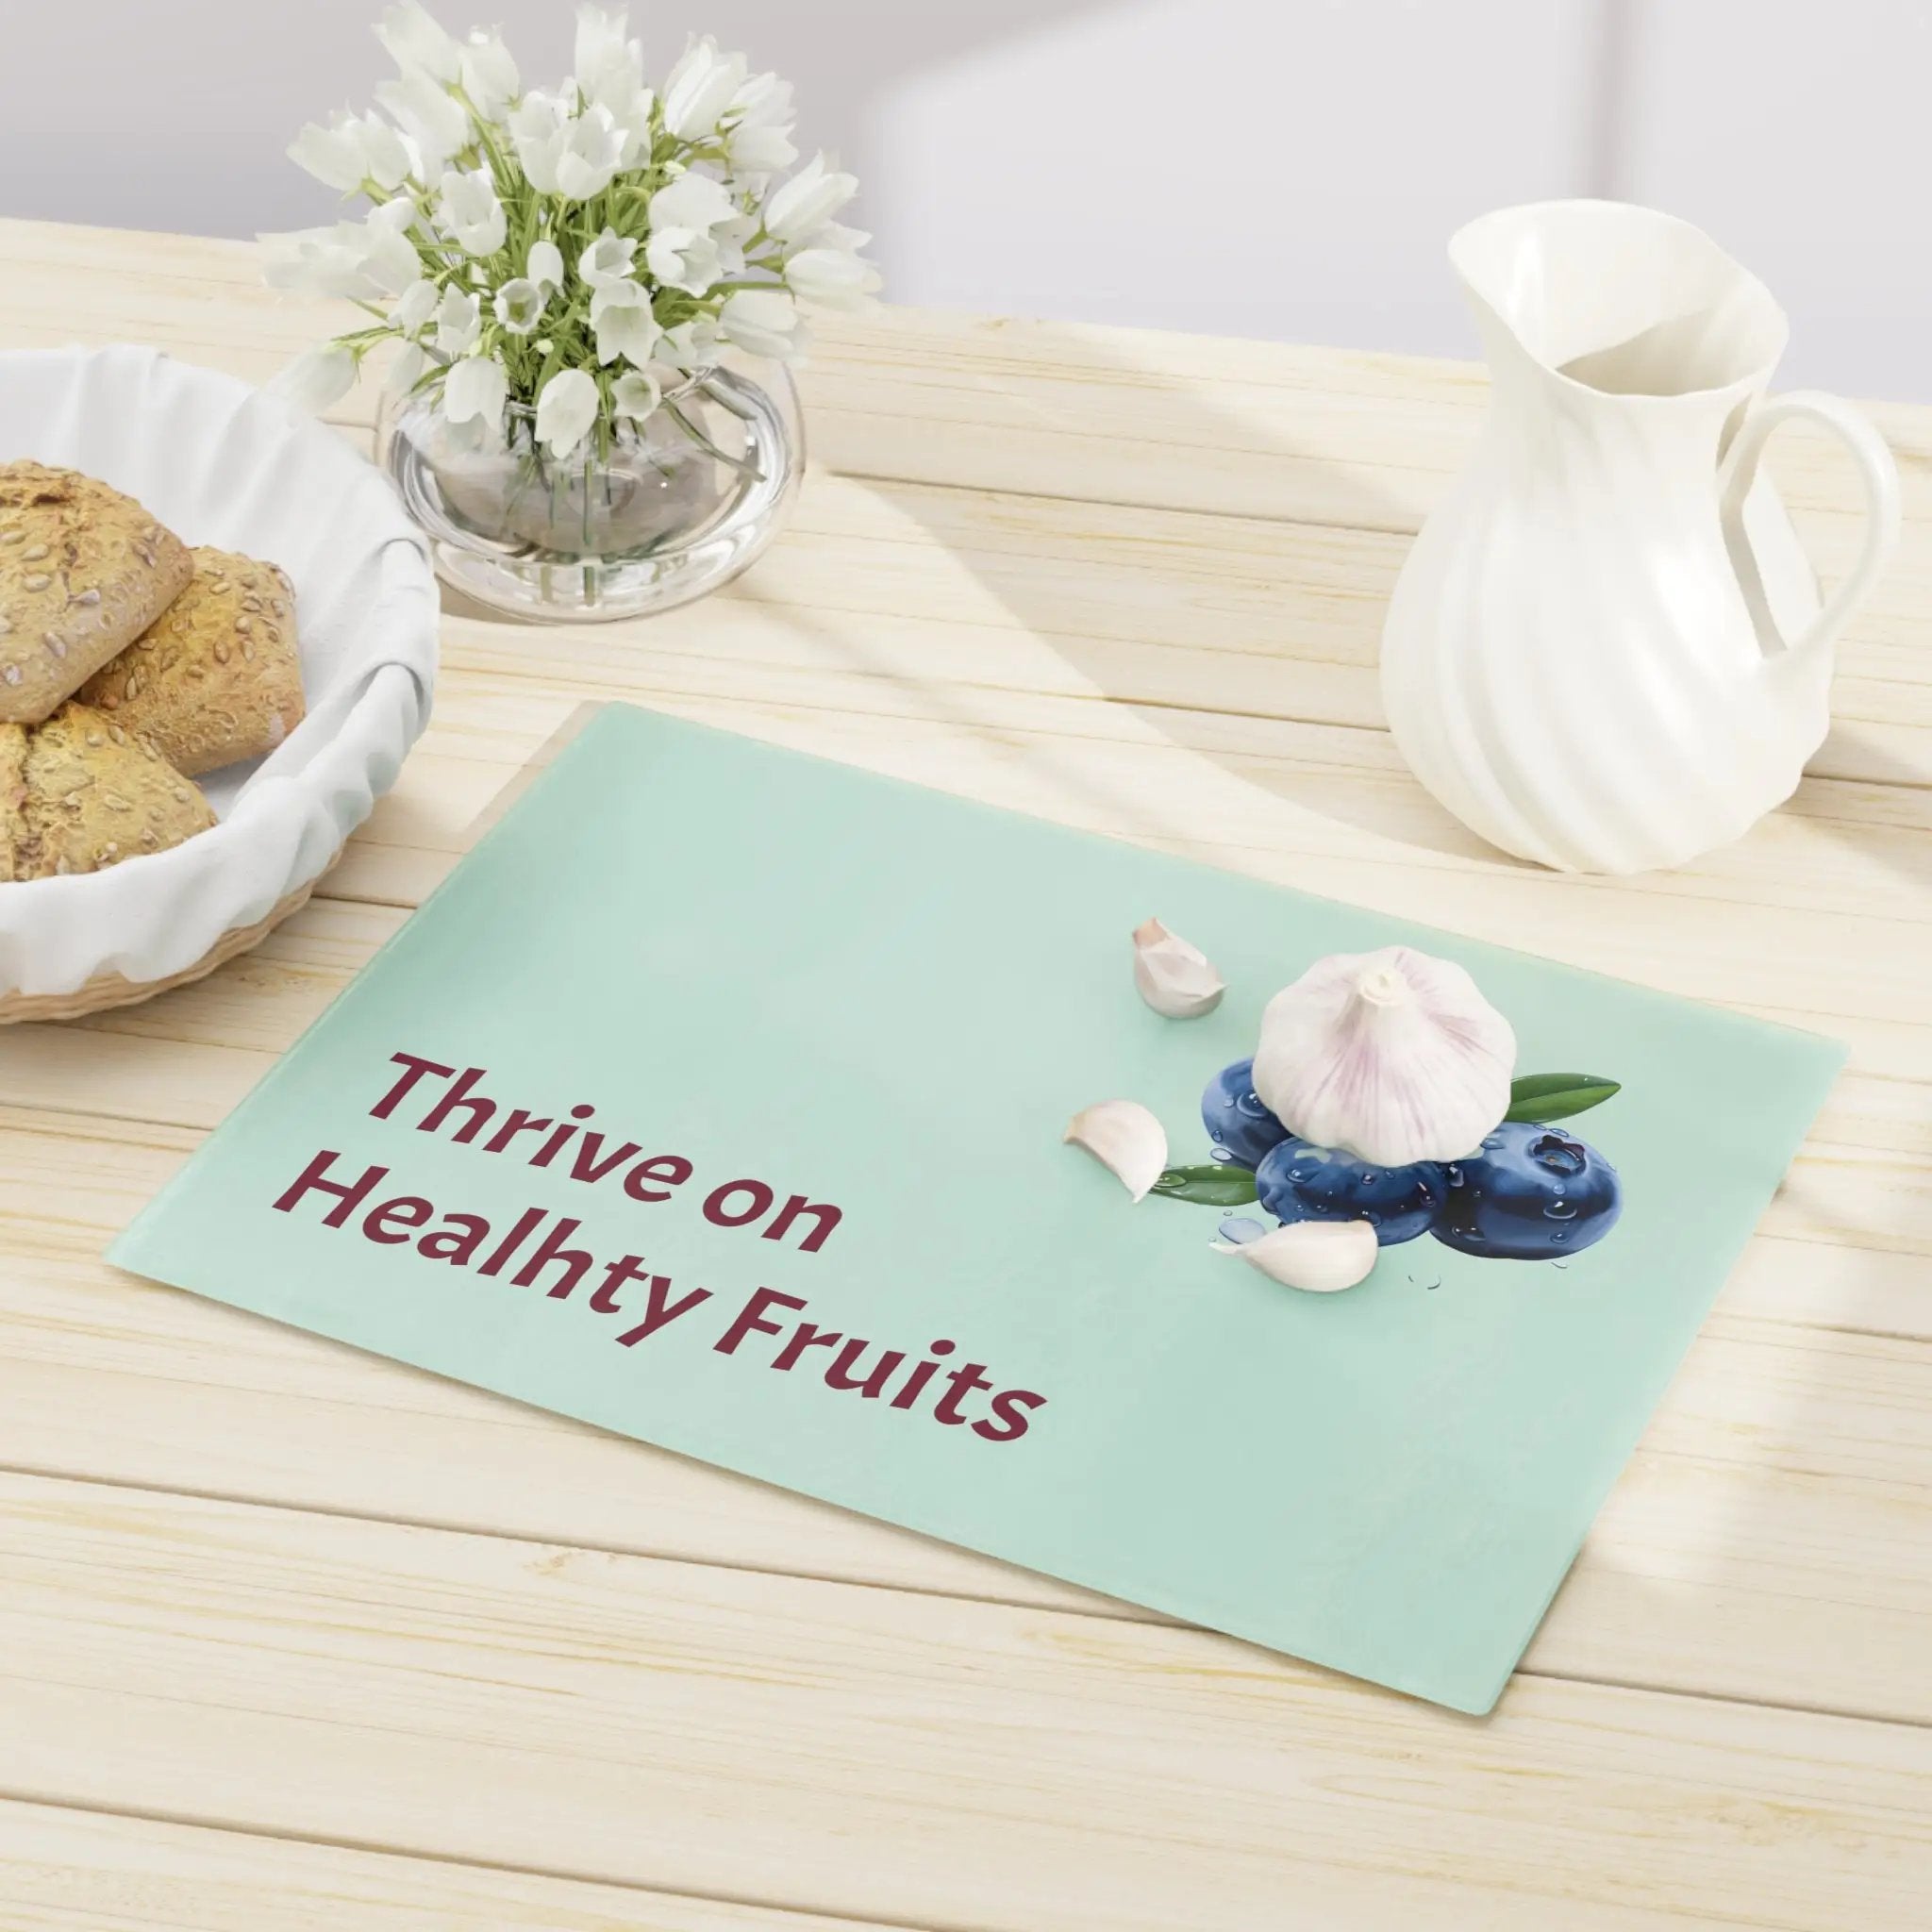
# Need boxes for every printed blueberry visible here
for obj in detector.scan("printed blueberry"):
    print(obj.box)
[1200,1058,1290,1169]
[1430,1121,1623,1260]
[1254,1137,1447,1245]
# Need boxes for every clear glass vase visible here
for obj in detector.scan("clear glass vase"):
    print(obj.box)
[376,358,803,622]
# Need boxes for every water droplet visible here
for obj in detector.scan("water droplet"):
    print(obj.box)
[1482,1134,1505,1150]
[1445,1163,1465,1188]
[1235,1091,1269,1119]
[1216,1214,1267,1246]
[1543,1199,1578,1220]
[1209,1146,1235,1164]
[1551,1228,1569,1242]
[1208,1126,1224,1143]
[1360,1173,1376,1186]
[1287,1167,1306,1183]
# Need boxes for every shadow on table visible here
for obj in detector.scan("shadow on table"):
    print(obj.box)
[791,313,1509,873]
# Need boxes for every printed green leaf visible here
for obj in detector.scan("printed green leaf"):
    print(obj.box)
[1504,1073,1622,1124]
[1150,1163,1259,1207]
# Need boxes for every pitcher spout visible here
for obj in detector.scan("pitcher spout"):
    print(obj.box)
[1451,201,1788,408]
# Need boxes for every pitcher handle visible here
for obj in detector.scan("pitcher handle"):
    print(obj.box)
[1719,390,1902,663]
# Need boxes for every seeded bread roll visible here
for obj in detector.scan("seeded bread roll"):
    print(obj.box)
[78,547,305,776]
[0,462,193,726]
[0,702,214,881]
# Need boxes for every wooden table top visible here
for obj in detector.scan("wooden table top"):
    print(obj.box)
[0,217,1927,1930]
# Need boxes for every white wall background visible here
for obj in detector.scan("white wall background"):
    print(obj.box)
[2,0,1926,397]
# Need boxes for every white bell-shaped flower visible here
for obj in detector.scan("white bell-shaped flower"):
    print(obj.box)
[590,280,662,368]
[493,278,547,335]
[612,368,663,423]
[553,104,627,202]
[576,227,637,289]
[442,352,508,428]
[432,285,480,354]
[375,0,459,82]
[765,151,858,245]
[437,168,507,257]
[535,368,600,459]
[459,29,520,117]
[526,240,565,292]
[725,71,797,178]
[661,34,747,140]
[269,345,357,414]
[719,287,803,359]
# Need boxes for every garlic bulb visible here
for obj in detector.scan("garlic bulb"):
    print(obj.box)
[1250,944,1515,1166]
[1063,1100,1169,1202]
[1131,917,1224,1019]
[1212,1218,1377,1292]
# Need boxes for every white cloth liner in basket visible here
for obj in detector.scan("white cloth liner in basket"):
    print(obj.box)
[0,344,438,996]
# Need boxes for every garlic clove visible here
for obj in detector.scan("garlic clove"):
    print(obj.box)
[1211,1217,1378,1292]
[1131,917,1225,1019]
[1063,1099,1169,1202]
[1251,944,1515,1167]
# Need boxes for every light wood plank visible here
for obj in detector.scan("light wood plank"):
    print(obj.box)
[4,217,1926,540]
[7,221,1928,794]
[762,467,1932,708]
[0,1110,1925,1723]
[407,464,1932,791]
[8,225,1932,795]
[341,664,1932,933]
[2,1474,1929,1932]
[0,1798,898,1932]
[422,626,1932,935]
[3,212,1927,655]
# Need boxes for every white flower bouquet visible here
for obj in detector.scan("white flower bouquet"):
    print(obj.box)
[263,1,877,473]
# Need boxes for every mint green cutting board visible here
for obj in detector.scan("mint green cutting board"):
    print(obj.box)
[111,704,1843,1712]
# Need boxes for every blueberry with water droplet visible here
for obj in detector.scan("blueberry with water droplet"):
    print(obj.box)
[1200,1058,1289,1169]
[1255,1137,1446,1245]
[1430,1122,1621,1260]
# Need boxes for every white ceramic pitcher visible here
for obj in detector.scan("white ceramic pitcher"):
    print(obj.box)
[1380,200,1901,874]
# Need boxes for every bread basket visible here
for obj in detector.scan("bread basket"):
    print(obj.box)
[0,345,438,1018]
